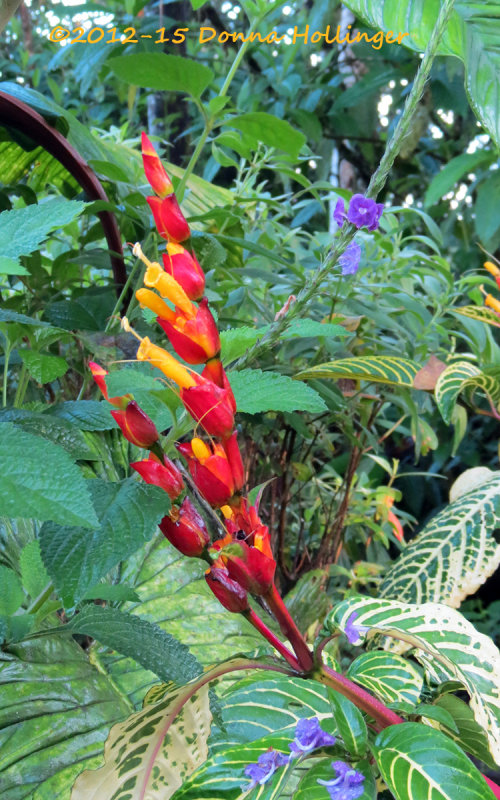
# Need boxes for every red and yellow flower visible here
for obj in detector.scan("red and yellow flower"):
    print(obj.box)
[131,454,184,500]
[159,497,210,557]
[176,433,244,507]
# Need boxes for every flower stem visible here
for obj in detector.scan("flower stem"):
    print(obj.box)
[316,663,404,729]
[245,608,302,672]
[265,583,314,672]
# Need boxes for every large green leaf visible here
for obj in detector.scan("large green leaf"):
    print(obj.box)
[424,151,495,208]
[39,478,169,608]
[327,689,367,757]
[379,472,500,607]
[295,356,421,387]
[435,360,500,423]
[373,722,495,800]
[344,0,500,146]
[346,651,423,707]
[450,304,500,329]
[229,368,327,414]
[228,112,306,159]
[328,595,500,763]
[0,199,87,260]
[0,409,97,461]
[109,53,214,98]
[0,422,98,529]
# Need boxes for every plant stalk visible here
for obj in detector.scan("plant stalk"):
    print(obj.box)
[245,608,302,671]
[265,583,314,672]
[316,663,404,729]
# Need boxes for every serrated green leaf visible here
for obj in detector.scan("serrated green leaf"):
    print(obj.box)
[0,409,97,460]
[380,473,500,607]
[0,256,29,275]
[228,112,306,158]
[83,583,140,603]
[46,400,118,431]
[0,422,98,529]
[0,565,24,615]
[435,361,500,423]
[39,478,169,607]
[373,722,495,800]
[19,541,50,600]
[329,595,500,763]
[221,320,346,365]
[229,369,327,414]
[0,199,87,260]
[327,689,367,757]
[109,53,213,98]
[296,356,421,387]
[0,309,50,327]
[346,651,423,707]
[18,350,68,384]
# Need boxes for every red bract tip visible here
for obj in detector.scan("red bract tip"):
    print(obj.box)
[110,401,159,448]
[159,497,210,557]
[131,454,184,500]
[141,132,174,198]
[205,565,249,612]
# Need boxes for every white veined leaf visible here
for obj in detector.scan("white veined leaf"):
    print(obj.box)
[328,595,500,763]
[71,681,211,800]
[295,355,421,387]
[379,473,500,607]
[435,361,500,424]
[346,651,423,707]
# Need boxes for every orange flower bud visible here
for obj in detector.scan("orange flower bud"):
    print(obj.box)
[136,337,197,389]
[205,566,249,612]
[147,195,190,243]
[131,454,184,500]
[163,244,205,301]
[143,261,195,316]
[141,132,174,198]
[158,298,220,364]
[159,497,210,557]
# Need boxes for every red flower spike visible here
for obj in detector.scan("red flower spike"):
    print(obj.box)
[177,439,236,507]
[159,497,210,557]
[223,432,245,492]
[147,195,190,243]
[162,244,205,301]
[131,454,184,500]
[205,566,249,613]
[157,298,221,365]
[220,540,276,596]
[110,401,159,448]
[141,132,174,198]
[180,372,235,439]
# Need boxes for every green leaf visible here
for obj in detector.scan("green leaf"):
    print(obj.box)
[284,570,331,633]
[327,689,367,757]
[46,400,118,431]
[432,694,498,768]
[0,409,97,461]
[373,722,496,799]
[435,360,500,423]
[424,151,493,208]
[229,369,327,414]
[476,170,500,250]
[221,321,346,364]
[83,583,140,603]
[343,0,500,146]
[380,472,500,607]
[228,112,306,158]
[109,53,214,98]
[19,350,68,384]
[328,595,500,763]
[0,199,87,260]
[0,256,29,275]
[450,305,500,329]
[294,758,376,800]
[39,478,169,608]
[296,356,421,387]
[0,309,50,327]
[0,565,24,615]
[68,605,201,685]
[0,422,98,529]
[346,651,423,707]
[71,680,212,800]
[19,541,50,600]
[43,292,116,332]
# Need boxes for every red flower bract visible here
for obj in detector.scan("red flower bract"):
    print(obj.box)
[110,401,159,448]
[205,566,249,612]
[147,195,190,243]
[162,245,205,301]
[157,298,220,365]
[159,497,210,557]
[141,132,174,198]
[221,540,276,596]
[131,455,184,500]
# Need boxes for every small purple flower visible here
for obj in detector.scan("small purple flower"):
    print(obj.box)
[333,198,346,227]
[318,760,365,800]
[243,749,289,790]
[344,612,369,645]
[289,717,336,756]
[347,194,384,231]
[338,242,361,275]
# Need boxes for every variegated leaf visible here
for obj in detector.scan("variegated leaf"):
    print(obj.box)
[435,360,500,423]
[328,595,500,763]
[373,723,496,800]
[346,651,423,707]
[71,681,212,800]
[294,758,376,800]
[379,473,500,607]
[295,356,421,387]
[451,304,500,329]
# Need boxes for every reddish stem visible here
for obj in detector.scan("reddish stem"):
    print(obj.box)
[245,609,302,672]
[317,664,404,729]
[265,583,314,672]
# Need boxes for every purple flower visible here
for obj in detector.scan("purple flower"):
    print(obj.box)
[347,194,384,231]
[243,749,289,790]
[318,760,365,800]
[333,198,346,227]
[338,242,361,275]
[344,612,369,645]
[289,717,337,756]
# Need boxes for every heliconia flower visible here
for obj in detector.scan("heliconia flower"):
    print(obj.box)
[88,361,131,408]
[347,194,384,231]
[130,454,184,500]
[163,243,205,301]
[243,750,289,791]
[110,401,159,448]
[289,718,336,756]
[317,761,365,800]
[177,434,243,506]
[159,497,210,557]
[339,242,361,276]
[219,539,276,596]
[157,297,221,365]
[344,612,369,645]
[147,194,190,243]
[143,260,195,315]
[181,363,236,439]
[141,132,174,198]
[205,565,249,612]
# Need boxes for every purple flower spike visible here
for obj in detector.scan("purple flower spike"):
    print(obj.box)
[347,194,384,231]
[344,612,369,645]
[243,749,289,790]
[289,717,337,756]
[333,198,346,227]
[338,242,361,276]
[317,760,365,800]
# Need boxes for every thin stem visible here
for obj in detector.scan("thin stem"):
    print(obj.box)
[13,363,29,408]
[245,608,302,672]
[235,0,456,369]
[105,254,142,333]
[316,663,403,729]
[27,581,54,614]
[2,340,11,407]
[265,583,314,672]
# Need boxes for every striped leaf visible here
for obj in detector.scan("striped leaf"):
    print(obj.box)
[327,690,368,757]
[294,758,376,800]
[346,651,423,707]
[71,680,212,800]
[379,473,500,607]
[295,356,421,387]
[451,305,500,329]
[328,596,500,763]
[435,361,500,423]
[373,723,496,800]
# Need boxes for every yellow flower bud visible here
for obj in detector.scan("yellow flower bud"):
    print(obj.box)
[144,263,194,316]
[137,337,196,389]
[135,288,175,321]
[191,437,211,462]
